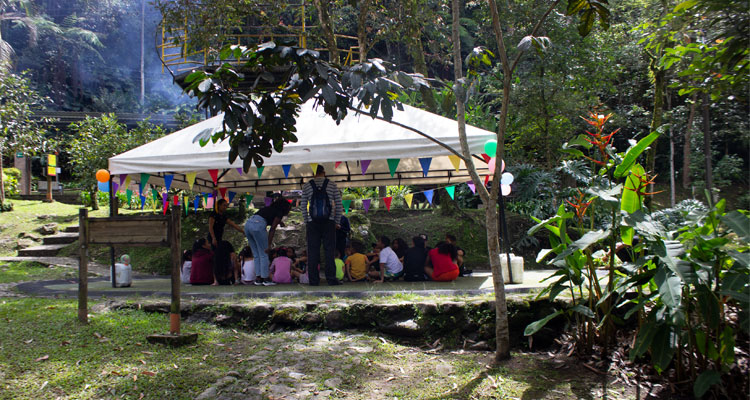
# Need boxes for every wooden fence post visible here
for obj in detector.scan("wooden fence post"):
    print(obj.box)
[78,208,88,324]
[169,205,182,334]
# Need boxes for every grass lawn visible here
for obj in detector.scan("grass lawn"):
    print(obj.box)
[0,261,77,284]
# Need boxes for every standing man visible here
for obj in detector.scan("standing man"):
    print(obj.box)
[301,165,343,286]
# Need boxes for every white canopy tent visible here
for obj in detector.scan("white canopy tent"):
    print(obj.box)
[109,101,495,194]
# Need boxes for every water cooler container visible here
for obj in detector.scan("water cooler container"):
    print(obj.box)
[499,253,524,284]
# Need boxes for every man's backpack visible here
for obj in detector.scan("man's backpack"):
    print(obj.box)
[309,179,332,223]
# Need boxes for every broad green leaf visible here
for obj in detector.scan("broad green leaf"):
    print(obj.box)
[614,131,660,178]
[654,267,682,309]
[696,285,720,329]
[621,164,645,213]
[721,210,750,242]
[719,326,735,365]
[570,304,595,318]
[552,229,611,263]
[621,226,634,246]
[630,321,657,359]
[524,310,563,336]
[651,326,676,372]
[674,0,699,12]
[693,370,721,398]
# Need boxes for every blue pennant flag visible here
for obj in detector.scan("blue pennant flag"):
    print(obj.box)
[424,189,434,205]
[419,157,432,177]
[282,164,291,178]
[163,174,174,191]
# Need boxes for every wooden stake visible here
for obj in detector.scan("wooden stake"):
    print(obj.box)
[169,205,182,334]
[78,208,88,324]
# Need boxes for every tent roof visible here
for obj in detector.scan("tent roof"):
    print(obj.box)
[109,101,494,193]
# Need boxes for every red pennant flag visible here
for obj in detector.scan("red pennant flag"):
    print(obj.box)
[484,175,490,186]
[208,169,219,185]
[481,154,491,163]
[383,196,393,211]
[173,195,179,206]
[218,187,228,200]
[335,161,342,169]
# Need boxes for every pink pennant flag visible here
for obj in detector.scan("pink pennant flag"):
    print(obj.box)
[362,199,371,213]
[383,197,393,211]
[467,181,476,194]
[208,169,219,185]
[360,160,371,175]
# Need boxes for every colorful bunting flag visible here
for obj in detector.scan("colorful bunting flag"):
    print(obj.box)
[124,174,131,189]
[424,189,434,205]
[186,172,197,190]
[264,197,272,207]
[227,191,236,204]
[484,175,490,186]
[335,161,342,169]
[126,189,132,206]
[208,169,219,185]
[446,186,455,200]
[236,168,243,175]
[310,163,318,174]
[404,193,414,208]
[448,155,461,172]
[206,195,215,210]
[202,193,209,205]
[360,160,371,175]
[218,187,228,200]
[184,196,188,216]
[194,197,200,214]
[245,194,253,209]
[383,197,393,211]
[282,164,292,178]
[342,199,352,214]
[481,154,491,163]
[362,199,371,213]
[163,174,174,191]
[173,195,179,206]
[112,182,119,193]
[151,188,159,202]
[419,157,432,177]
[467,181,476,194]
[162,193,168,215]
[387,159,400,177]
[139,173,150,193]
[119,174,127,186]
[257,166,265,179]
[140,194,145,210]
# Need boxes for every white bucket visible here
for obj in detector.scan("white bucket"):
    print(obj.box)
[113,263,132,287]
[499,253,524,284]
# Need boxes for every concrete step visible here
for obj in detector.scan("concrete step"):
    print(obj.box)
[64,225,79,233]
[43,232,79,245]
[17,244,68,257]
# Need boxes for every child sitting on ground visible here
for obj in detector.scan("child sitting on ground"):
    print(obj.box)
[239,246,255,284]
[368,235,403,283]
[270,247,292,284]
[345,240,369,282]
[291,249,309,284]
[180,250,193,284]
[334,249,345,282]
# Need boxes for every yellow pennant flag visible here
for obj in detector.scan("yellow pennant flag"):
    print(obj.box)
[186,172,197,190]
[448,155,461,172]
[310,163,318,174]
[404,193,414,208]
[124,174,131,188]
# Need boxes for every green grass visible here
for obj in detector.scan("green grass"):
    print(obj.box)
[0,261,76,284]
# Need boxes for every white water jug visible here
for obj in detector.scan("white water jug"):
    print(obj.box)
[113,254,132,287]
[499,253,524,284]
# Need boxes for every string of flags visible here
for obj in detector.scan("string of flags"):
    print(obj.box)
[96,149,514,214]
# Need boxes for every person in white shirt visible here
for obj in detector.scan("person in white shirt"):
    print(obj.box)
[368,235,403,283]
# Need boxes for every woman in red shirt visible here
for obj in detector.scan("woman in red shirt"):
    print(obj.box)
[190,238,215,285]
[425,242,460,282]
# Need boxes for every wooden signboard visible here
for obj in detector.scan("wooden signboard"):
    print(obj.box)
[88,217,169,247]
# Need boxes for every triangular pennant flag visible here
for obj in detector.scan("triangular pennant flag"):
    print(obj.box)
[227,191,236,204]
[419,157,432,177]
[383,197,393,211]
[206,195,215,210]
[342,199,352,214]
[185,198,188,216]
[245,194,253,209]
[173,195,179,206]
[424,190,434,205]
[481,154,491,163]
[362,199,371,213]
[446,186,455,200]
[126,189,133,206]
[282,164,292,178]
[360,160,371,175]
[310,163,318,174]
[236,168,243,175]
[386,159,400,177]
[264,197,272,207]
[202,193,209,204]
[208,169,219,185]
[112,182,119,193]
[151,188,159,202]
[448,155,461,172]
[164,174,174,191]
[140,194,146,210]
[185,172,197,190]
[98,181,109,192]
[162,193,168,215]
[257,166,265,179]
[194,197,200,213]
[404,193,414,208]
[124,174,131,189]
[139,173,150,193]
[484,175,490,186]
[335,161,342,169]
[218,187,228,200]
[467,181,476,194]
[119,174,127,186]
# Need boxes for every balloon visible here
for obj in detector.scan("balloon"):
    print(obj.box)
[501,172,514,185]
[96,169,110,183]
[484,140,498,158]
[501,184,511,196]
[97,181,109,192]
[488,158,496,173]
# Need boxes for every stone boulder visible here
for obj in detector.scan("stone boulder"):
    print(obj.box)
[16,239,35,249]
[36,223,58,235]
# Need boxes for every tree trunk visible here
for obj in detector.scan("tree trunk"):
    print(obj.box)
[0,148,6,207]
[406,0,437,113]
[682,93,697,190]
[356,0,372,61]
[90,188,99,211]
[437,189,458,216]
[667,91,675,207]
[645,59,665,209]
[702,92,713,198]
[313,0,339,63]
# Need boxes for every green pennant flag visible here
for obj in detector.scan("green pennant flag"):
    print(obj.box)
[139,173,150,193]
[126,189,132,207]
[387,158,400,177]
[257,166,265,178]
[184,197,188,216]
[342,199,352,214]
[245,194,254,209]
[446,186,456,200]
[151,188,159,202]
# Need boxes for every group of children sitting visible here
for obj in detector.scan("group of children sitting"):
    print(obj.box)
[180,232,470,286]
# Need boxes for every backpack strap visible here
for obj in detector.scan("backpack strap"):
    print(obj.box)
[321,178,329,191]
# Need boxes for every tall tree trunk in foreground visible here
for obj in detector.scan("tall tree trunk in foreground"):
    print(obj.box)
[313,0,339,63]
[406,0,438,113]
[0,149,6,207]
[682,93,697,190]
[701,91,713,198]
[646,57,665,209]
[356,0,373,61]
